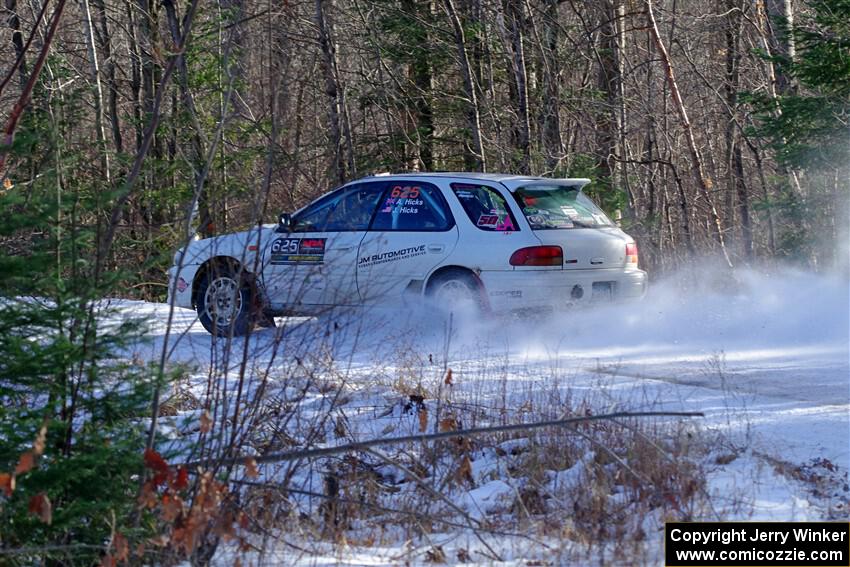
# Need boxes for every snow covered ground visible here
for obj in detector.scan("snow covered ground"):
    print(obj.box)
[123,267,849,565]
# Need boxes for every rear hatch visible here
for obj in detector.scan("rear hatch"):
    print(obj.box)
[510,182,629,270]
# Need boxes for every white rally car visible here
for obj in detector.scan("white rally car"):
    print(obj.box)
[167,173,647,336]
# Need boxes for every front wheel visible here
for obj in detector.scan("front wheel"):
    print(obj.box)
[196,265,255,337]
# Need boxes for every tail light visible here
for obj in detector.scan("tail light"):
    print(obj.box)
[510,246,563,267]
[626,242,638,266]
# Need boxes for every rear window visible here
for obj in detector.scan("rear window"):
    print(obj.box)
[513,185,613,229]
[451,183,518,231]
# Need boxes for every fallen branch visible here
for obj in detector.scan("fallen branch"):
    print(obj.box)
[179,410,703,469]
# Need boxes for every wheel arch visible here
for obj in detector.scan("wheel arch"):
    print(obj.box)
[191,256,259,309]
[424,265,491,311]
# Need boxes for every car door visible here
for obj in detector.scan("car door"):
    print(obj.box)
[262,183,385,310]
[357,180,459,303]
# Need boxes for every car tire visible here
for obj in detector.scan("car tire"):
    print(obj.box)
[426,269,484,315]
[196,264,255,337]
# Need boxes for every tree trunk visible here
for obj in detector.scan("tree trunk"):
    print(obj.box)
[79,0,111,182]
[595,1,620,187]
[316,0,348,185]
[764,0,796,94]
[5,0,28,89]
[645,0,732,267]
[163,0,212,237]
[509,0,530,173]
[90,0,122,155]
[402,0,434,171]
[540,0,564,172]
[723,0,753,261]
[444,0,486,171]
[134,0,163,233]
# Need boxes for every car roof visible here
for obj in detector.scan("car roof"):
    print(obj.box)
[354,172,591,189]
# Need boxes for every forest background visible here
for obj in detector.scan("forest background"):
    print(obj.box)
[0,0,847,563]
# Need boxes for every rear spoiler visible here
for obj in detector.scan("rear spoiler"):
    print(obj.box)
[500,178,591,192]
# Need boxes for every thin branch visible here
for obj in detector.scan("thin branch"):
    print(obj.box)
[0,0,68,175]
[179,411,703,469]
[0,0,51,99]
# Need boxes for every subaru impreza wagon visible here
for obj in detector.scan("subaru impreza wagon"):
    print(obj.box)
[167,173,647,336]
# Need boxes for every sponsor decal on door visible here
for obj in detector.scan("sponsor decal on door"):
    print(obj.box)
[358,245,426,268]
[270,237,326,264]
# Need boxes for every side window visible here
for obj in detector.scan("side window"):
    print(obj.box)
[292,184,384,232]
[451,183,518,231]
[370,182,453,231]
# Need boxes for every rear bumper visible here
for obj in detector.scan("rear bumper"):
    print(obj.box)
[480,268,647,312]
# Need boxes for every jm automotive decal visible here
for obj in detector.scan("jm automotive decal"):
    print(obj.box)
[358,245,426,268]
[270,237,326,264]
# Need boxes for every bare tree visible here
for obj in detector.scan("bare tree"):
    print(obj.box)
[444,0,487,171]
[645,0,732,267]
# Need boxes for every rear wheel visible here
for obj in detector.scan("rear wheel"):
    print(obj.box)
[426,270,484,315]
[196,264,255,336]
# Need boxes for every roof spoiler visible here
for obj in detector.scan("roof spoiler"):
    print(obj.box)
[501,178,592,192]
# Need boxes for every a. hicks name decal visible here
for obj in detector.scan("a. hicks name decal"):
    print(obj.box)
[358,245,426,268]
[270,237,326,265]
[380,186,423,215]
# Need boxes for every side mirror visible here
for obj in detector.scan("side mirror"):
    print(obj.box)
[277,213,292,233]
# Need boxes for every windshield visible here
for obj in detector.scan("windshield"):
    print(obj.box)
[513,185,613,230]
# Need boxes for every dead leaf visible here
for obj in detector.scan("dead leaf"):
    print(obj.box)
[160,493,183,522]
[15,452,35,475]
[144,449,170,486]
[213,512,237,541]
[2,178,11,190]
[456,455,474,485]
[28,492,52,524]
[439,416,457,432]
[238,510,250,529]
[143,448,168,474]
[199,410,212,433]
[133,542,145,558]
[425,545,447,563]
[244,457,259,479]
[0,473,14,496]
[417,406,428,433]
[444,368,453,386]
[138,480,158,509]
[147,534,169,548]
[333,416,346,438]
[171,523,198,555]
[32,422,48,456]
[113,532,129,562]
[173,466,189,491]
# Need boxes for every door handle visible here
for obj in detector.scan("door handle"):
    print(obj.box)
[336,246,355,252]
[427,244,445,253]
